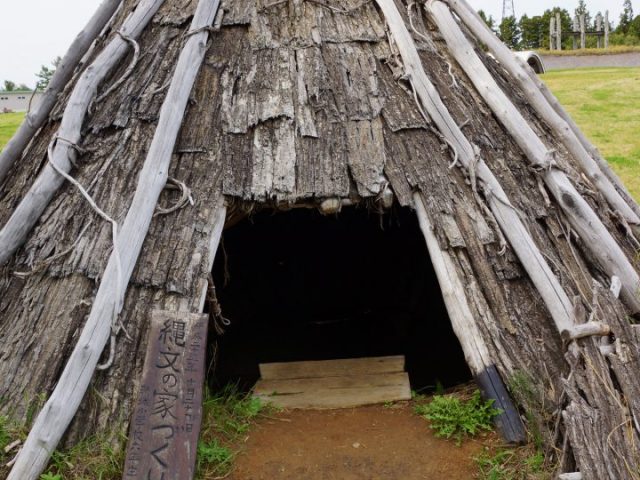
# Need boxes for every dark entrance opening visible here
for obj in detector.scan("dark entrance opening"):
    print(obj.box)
[210,206,471,392]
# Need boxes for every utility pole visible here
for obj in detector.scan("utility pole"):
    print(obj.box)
[502,0,516,20]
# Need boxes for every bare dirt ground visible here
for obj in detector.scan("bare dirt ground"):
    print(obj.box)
[227,403,497,480]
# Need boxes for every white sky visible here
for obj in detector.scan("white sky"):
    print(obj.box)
[0,0,631,86]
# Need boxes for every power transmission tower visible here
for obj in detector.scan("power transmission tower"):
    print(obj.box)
[502,0,516,20]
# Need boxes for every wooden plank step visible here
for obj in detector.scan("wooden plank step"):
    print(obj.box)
[258,356,405,380]
[253,372,411,409]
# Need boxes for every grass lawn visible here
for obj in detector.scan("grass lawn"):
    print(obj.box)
[0,68,638,200]
[542,67,640,200]
[0,112,25,152]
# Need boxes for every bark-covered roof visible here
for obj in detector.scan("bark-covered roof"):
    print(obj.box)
[1,2,639,474]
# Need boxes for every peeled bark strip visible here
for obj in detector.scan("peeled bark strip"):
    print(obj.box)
[427,0,640,313]
[0,0,166,266]
[7,1,221,478]
[0,0,123,186]
[441,0,639,224]
[374,0,575,334]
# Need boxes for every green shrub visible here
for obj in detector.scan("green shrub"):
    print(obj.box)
[414,390,501,443]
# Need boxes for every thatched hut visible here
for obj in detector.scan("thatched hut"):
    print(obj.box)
[1,0,639,478]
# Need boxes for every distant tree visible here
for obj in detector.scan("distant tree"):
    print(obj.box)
[35,56,61,91]
[3,80,16,92]
[478,10,496,30]
[618,0,635,33]
[630,15,640,36]
[520,14,546,49]
[17,83,30,91]
[499,16,521,49]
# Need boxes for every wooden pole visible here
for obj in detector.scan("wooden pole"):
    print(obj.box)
[427,0,640,313]
[0,0,122,186]
[580,14,586,49]
[573,16,579,50]
[513,56,640,219]
[374,0,575,335]
[550,17,556,51]
[605,11,610,49]
[414,193,525,444]
[556,12,562,50]
[596,13,603,49]
[0,0,166,266]
[6,1,222,478]
[444,0,640,224]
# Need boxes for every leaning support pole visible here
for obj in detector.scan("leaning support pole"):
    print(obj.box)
[443,0,640,225]
[427,0,640,313]
[0,0,166,266]
[374,0,575,335]
[513,55,640,220]
[7,0,221,478]
[0,0,123,185]
[414,192,525,443]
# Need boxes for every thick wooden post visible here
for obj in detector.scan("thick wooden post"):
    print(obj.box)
[556,12,562,50]
[549,17,556,51]
[580,14,586,49]
[605,11,610,49]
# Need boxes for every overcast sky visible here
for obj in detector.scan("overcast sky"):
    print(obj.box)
[0,0,630,86]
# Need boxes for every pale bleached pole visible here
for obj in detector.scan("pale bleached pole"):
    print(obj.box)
[596,13,603,49]
[605,11,610,49]
[427,0,640,313]
[550,17,556,51]
[445,0,640,223]
[374,0,576,335]
[0,0,122,186]
[6,0,222,478]
[0,0,166,266]
[556,12,562,50]
[580,14,586,49]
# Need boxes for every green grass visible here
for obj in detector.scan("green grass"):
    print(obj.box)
[196,385,275,479]
[0,112,24,151]
[542,67,640,200]
[414,389,501,444]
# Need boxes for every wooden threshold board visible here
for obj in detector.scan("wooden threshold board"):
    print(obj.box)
[253,356,411,409]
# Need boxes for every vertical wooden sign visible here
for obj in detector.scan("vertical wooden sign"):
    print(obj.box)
[123,310,208,480]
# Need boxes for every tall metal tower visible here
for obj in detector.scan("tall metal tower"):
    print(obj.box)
[502,0,516,20]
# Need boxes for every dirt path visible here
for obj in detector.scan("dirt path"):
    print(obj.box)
[227,404,496,480]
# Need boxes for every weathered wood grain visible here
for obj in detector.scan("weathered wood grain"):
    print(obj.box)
[259,356,406,381]
[6,1,221,478]
[122,310,208,480]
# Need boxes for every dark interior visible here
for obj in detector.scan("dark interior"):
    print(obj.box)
[209,206,471,393]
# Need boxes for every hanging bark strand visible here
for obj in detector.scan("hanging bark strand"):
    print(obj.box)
[373,0,575,335]
[442,0,640,225]
[426,0,640,314]
[0,0,123,186]
[0,0,167,267]
[6,0,221,478]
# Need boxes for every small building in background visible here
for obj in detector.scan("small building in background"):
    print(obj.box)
[0,91,43,112]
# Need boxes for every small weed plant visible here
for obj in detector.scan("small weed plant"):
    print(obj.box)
[196,384,274,479]
[414,390,501,443]
[476,448,547,480]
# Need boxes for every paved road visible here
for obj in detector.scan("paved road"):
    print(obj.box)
[541,52,640,70]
